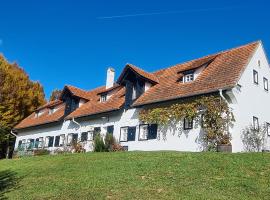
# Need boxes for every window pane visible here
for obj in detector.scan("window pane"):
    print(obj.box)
[139,125,148,140]
[48,137,54,147]
[120,127,128,142]
[253,70,258,84]
[81,132,88,142]
[54,136,60,147]
[184,118,193,130]
[253,117,259,130]
[148,124,158,139]
[107,125,114,135]
[67,134,73,145]
[88,131,94,141]
[127,127,136,141]
[38,137,43,148]
[59,135,65,146]
[264,78,268,91]
[35,138,39,148]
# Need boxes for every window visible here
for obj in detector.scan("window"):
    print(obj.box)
[253,116,259,131]
[183,74,194,83]
[107,125,114,135]
[127,127,136,141]
[48,136,54,147]
[253,70,258,84]
[67,134,73,145]
[38,137,43,148]
[139,124,158,140]
[88,131,94,141]
[184,118,193,130]
[258,60,261,67]
[34,138,39,149]
[267,123,270,136]
[27,139,35,150]
[18,140,22,149]
[59,135,65,146]
[81,132,88,142]
[100,94,107,102]
[264,77,268,91]
[93,127,101,140]
[139,125,148,140]
[54,136,60,147]
[120,127,128,142]
[132,86,136,100]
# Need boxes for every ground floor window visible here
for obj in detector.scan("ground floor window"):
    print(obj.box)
[184,118,193,130]
[38,137,43,148]
[81,132,88,142]
[59,135,65,146]
[88,131,94,141]
[139,124,158,140]
[253,116,259,130]
[120,127,128,142]
[35,138,39,148]
[72,133,78,144]
[27,139,35,150]
[48,136,54,147]
[93,127,101,140]
[54,136,60,147]
[67,133,73,145]
[267,123,270,136]
[107,125,114,135]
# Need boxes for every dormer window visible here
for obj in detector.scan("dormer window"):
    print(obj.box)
[49,108,54,115]
[183,73,194,83]
[100,94,107,102]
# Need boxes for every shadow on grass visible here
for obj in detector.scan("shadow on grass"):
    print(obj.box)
[0,170,19,199]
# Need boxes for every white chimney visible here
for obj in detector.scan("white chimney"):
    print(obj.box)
[106,67,115,89]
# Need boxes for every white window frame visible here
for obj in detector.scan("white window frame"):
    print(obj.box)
[139,124,148,141]
[88,131,94,141]
[253,116,259,131]
[59,134,65,146]
[267,123,270,136]
[38,137,44,148]
[253,70,258,84]
[100,94,107,102]
[67,133,73,145]
[183,73,194,83]
[184,118,193,130]
[120,127,128,142]
[45,136,50,147]
[263,77,268,91]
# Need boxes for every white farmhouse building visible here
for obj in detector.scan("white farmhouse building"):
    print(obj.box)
[13,41,270,153]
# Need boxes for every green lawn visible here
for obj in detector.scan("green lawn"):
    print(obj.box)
[0,152,270,200]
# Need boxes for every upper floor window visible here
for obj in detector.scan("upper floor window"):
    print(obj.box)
[183,73,194,83]
[100,94,107,102]
[253,70,258,84]
[258,60,261,67]
[253,116,259,131]
[263,77,268,91]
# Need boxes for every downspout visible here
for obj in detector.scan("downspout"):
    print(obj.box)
[72,117,81,133]
[219,89,229,104]
[10,130,17,137]
[219,89,230,137]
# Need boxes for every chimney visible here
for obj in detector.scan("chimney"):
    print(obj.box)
[106,67,115,89]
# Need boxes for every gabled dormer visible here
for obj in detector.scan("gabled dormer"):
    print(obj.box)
[60,85,89,116]
[117,64,159,108]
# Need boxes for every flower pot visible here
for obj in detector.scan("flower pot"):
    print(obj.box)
[217,144,232,152]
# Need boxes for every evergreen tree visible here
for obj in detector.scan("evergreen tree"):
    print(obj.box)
[0,54,46,158]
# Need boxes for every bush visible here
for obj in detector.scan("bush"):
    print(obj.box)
[104,133,116,152]
[93,133,106,152]
[241,124,267,152]
[33,149,50,156]
[72,142,86,153]
[111,143,125,152]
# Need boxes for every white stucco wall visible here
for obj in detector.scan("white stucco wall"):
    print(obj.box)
[229,43,270,152]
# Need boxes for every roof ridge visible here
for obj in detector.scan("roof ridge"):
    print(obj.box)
[152,40,261,75]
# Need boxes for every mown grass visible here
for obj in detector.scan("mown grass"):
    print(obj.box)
[0,152,270,199]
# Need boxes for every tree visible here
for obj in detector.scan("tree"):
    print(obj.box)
[241,124,267,152]
[49,89,62,101]
[0,54,46,158]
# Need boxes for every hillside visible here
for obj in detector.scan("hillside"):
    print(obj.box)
[0,152,270,199]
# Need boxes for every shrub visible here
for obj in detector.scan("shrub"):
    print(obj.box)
[72,142,86,153]
[33,149,50,156]
[104,133,116,152]
[93,133,106,152]
[111,143,125,152]
[241,124,267,152]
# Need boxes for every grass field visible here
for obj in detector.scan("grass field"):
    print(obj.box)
[0,152,270,199]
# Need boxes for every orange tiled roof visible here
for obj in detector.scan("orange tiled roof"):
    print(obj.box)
[14,102,66,129]
[14,41,260,129]
[133,41,259,106]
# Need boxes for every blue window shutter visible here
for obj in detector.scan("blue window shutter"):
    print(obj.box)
[107,125,114,135]
[127,127,136,141]
[148,124,158,139]
[35,138,39,148]
[54,136,60,147]
[72,134,78,144]
[48,137,54,147]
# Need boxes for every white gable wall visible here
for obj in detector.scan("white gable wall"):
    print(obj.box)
[230,43,270,152]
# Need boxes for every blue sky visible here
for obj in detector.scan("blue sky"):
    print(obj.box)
[0,0,269,99]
